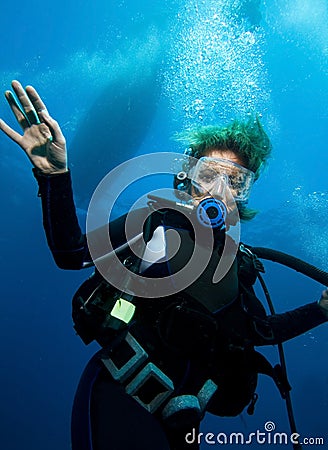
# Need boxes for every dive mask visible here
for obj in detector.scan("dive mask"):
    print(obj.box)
[190,157,255,203]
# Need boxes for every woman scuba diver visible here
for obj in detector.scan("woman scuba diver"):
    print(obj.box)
[1,80,328,450]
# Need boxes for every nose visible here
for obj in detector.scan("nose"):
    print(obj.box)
[212,174,228,197]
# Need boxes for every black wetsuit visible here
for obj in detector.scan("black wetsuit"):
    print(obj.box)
[33,169,328,450]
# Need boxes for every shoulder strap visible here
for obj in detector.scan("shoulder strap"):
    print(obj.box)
[238,243,265,286]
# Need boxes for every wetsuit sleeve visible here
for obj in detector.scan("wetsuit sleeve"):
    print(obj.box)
[32,168,90,269]
[253,301,328,346]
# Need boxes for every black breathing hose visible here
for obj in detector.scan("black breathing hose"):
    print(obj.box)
[246,245,328,450]
[257,273,303,450]
[249,247,328,286]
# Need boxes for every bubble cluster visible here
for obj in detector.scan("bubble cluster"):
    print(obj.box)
[289,188,328,270]
[163,0,271,127]
[265,0,328,70]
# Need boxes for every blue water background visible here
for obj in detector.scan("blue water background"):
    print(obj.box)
[0,0,327,449]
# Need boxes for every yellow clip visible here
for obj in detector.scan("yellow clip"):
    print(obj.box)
[110,298,136,324]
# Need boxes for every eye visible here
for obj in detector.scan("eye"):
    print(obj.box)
[199,169,216,183]
[228,174,235,183]
[228,172,242,185]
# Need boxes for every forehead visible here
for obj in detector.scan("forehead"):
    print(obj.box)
[204,148,246,167]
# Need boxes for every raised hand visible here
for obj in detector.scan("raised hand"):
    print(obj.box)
[319,288,328,315]
[0,80,67,174]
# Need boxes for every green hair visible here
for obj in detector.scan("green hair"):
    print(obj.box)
[175,115,272,221]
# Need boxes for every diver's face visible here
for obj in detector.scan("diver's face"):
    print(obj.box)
[190,148,248,205]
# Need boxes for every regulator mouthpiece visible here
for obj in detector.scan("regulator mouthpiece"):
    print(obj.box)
[196,198,227,230]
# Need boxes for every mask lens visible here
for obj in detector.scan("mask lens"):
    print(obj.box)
[191,157,254,202]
